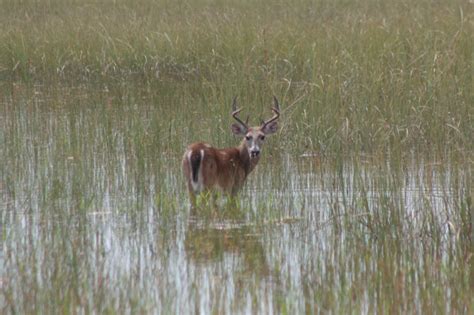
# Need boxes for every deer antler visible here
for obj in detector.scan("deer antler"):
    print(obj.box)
[261,96,280,128]
[231,96,248,129]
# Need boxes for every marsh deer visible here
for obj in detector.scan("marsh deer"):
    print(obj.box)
[182,96,280,207]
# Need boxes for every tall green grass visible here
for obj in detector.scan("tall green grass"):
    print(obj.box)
[0,0,472,155]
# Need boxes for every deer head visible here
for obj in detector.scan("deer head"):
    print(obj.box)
[231,96,280,158]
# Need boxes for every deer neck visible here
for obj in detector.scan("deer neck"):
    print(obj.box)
[238,141,260,176]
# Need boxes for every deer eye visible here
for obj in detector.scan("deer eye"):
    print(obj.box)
[260,135,265,141]
[245,135,251,141]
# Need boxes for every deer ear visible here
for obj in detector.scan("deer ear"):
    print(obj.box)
[262,121,278,134]
[231,123,247,135]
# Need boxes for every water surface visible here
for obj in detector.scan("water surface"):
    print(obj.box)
[1,84,472,313]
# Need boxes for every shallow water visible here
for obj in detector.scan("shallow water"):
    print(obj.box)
[1,84,472,313]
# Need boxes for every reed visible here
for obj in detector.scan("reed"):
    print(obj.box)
[0,0,472,155]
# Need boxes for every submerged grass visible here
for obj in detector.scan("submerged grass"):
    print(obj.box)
[1,83,473,313]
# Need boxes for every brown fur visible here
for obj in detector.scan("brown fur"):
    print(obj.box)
[182,140,260,199]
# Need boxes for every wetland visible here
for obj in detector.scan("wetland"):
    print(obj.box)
[1,0,473,313]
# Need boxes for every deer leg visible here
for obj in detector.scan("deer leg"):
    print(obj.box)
[226,191,239,209]
[230,185,241,198]
[186,181,197,211]
[211,192,219,210]
[189,192,197,210]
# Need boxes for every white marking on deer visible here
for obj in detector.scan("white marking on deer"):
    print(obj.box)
[190,149,205,192]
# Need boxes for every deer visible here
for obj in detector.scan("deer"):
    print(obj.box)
[182,96,280,208]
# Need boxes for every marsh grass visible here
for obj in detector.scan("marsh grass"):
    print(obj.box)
[0,85,472,312]
[0,0,472,154]
[1,0,473,313]
[1,80,473,314]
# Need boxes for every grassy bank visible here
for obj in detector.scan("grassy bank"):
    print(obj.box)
[0,0,472,155]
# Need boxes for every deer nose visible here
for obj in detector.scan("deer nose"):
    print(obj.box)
[250,150,260,158]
